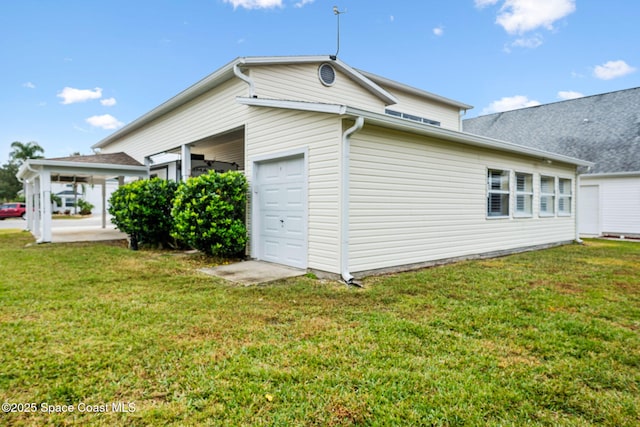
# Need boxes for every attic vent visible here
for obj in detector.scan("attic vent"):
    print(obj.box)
[318,63,336,86]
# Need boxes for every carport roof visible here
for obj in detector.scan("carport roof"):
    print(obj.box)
[47,152,143,166]
[17,152,148,183]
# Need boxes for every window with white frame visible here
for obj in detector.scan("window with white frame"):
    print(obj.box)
[558,178,572,215]
[539,175,556,216]
[515,172,533,216]
[487,169,510,217]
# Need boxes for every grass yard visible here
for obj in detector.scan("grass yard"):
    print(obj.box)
[0,230,638,426]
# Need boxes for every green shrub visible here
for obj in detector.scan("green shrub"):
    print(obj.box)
[172,171,247,257]
[108,178,178,249]
[76,199,94,216]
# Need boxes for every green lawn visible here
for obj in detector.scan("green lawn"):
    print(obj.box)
[1,230,638,426]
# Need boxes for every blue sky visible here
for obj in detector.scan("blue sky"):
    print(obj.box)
[1,0,638,162]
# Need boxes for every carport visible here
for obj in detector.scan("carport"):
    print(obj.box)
[16,152,148,243]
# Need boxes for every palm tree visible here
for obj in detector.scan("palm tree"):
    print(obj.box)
[9,141,44,165]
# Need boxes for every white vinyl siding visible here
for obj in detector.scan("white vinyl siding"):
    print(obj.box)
[249,64,386,113]
[196,136,245,169]
[99,78,248,162]
[246,107,342,274]
[348,125,577,273]
[515,172,533,217]
[540,176,556,216]
[376,84,462,131]
[579,175,640,236]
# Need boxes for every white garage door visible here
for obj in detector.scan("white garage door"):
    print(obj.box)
[579,185,600,235]
[255,155,307,269]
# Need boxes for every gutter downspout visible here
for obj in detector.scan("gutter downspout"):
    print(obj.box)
[574,163,593,243]
[575,170,585,243]
[233,62,256,98]
[341,116,365,285]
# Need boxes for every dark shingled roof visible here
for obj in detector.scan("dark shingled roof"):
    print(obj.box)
[463,87,640,174]
[48,152,143,167]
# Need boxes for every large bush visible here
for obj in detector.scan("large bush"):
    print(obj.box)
[172,171,248,257]
[109,178,178,249]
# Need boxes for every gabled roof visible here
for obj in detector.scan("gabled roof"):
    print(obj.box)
[463,87,640,174]
[92,56,398,149]
[16,152,148,182]
[92,55,472,150]
[357,69,473,110]
[237,97,592,167]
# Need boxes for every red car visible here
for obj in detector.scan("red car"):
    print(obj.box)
[0,202,26,220]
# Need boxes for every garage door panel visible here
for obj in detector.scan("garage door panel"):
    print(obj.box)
[286,187,304,207]
[256,155,307,269]
[263,215,282,234]
[284,215,304,236]
[284,241,305,265]
[262,186,281,208]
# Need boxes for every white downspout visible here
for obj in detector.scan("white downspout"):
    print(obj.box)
[341,116,365,285]
[233,62,256,98]
[575,172,583,243]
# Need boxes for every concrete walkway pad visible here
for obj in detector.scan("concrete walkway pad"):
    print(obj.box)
[199,260,305,285]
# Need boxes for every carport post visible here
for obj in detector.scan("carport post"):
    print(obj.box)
[39,170,52,243]
[101,181,107,229]
[181,144,191,181]
[24,179,34,232]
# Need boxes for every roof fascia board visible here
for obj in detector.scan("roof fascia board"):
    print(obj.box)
[92,57,240,149]
[357,69,473,110]
[240,56,399,105]
[17,159,148,180]
[581,171,640,179]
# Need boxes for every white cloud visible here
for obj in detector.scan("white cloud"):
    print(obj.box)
[85,114,124,130]
[475,0,499,7]
[100,97,117,107]
[23,82,36,89]
[482,95,541,114]
[58,87,103,105]
[223,0,282,9]
[433,26,444,36]
[557,90,584,100]
[593,60,636,80]
[477,0,575,35]
[294,0,314,8]
[390,15,395,22]
[510,34,543,49]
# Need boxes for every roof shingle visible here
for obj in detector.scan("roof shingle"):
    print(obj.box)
[48,152,143,167]
[463,87,640,174]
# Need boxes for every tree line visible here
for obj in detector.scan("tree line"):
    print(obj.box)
[0,141,44,201]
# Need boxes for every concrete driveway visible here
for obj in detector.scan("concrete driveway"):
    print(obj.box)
[0,215,126,243]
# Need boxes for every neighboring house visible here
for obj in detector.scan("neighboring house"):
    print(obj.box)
[52,181,119,214]
[464,88,640,238]
[17,152,148,243]
[91,55,591,281]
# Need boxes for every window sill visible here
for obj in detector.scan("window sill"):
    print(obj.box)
[486,215,510,220]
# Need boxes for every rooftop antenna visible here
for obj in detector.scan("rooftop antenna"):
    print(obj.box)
[330,5,346,60]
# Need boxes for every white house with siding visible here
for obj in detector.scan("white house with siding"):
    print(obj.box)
[464,88,640,239]
[92,56,592,281]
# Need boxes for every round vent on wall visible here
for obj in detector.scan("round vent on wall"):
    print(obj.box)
[318,63,336,86]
